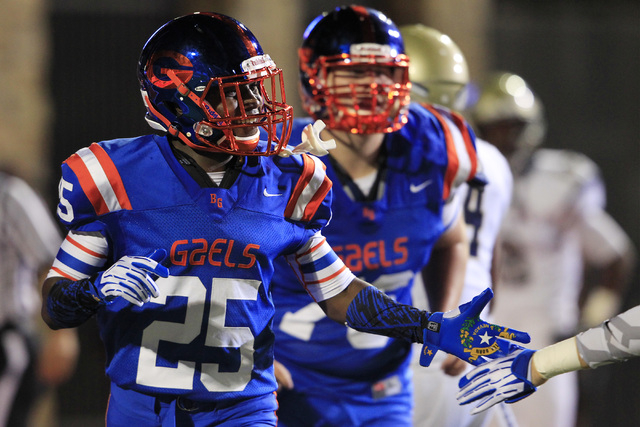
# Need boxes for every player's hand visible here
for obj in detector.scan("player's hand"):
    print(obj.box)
[456,348,537,414]
[274,359,294,392]
[37,328,79,385]
[442,354,467,376]
[89,249,169,306]
[420,288,530,367]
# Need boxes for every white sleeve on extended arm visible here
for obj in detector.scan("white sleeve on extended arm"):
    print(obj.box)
[576,305,640,368]
[286,231,355,302]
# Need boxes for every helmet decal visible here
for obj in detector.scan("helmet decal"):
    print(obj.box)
[241,54,276,77]
[349,43,394,60]
[147,51,194,89]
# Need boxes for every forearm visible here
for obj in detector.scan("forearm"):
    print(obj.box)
[530,306,640,385]
[530,337,587,386]
[576,305,640,368]
[432,242,467,311]
[422,214,468,311]
[42,276,102,329]
[344,284,429,343]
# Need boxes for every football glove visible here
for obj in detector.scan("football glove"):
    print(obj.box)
[89,249,169,306]
[420,288,530,367]
[456,348,537,414]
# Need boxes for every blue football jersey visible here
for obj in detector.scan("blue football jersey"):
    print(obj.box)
[55,134,332,403]
[271,103,478,393]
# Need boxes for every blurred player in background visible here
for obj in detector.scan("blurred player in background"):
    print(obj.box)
[0,171,78,427]
[40,12,528,427]
[458,303,640,413]
[470,71,636,427]
[271,6,486,426]
[400,24,514,427]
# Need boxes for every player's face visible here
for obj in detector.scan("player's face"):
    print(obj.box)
[477,119,526,158]
[206,81,264,137]
[326,65,398,114]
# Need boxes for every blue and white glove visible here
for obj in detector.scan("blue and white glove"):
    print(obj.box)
[89,249,169,306]
[420,288,530,367]
[456,348,537,414]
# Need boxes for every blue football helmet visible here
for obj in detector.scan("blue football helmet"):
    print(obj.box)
[138,12,293,156]
[299,6,411,134]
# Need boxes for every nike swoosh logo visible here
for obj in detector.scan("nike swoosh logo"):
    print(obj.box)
[410,180,433,193]
[263,188,283,197]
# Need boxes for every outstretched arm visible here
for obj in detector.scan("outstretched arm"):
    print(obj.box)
[322,282,529,366]
[290,232,528,366]
[457,305,640,414]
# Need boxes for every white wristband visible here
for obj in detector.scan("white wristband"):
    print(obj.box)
[532,337,584,380]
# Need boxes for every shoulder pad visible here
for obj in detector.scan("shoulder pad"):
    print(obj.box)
[422,103,479,199]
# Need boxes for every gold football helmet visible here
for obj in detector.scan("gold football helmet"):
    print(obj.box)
[399,24,469,110]
[472,72,546,164]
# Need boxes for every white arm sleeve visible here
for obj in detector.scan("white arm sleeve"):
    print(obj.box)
[286,231,355,302]
[576,305,640,368]
[48,230,109,280]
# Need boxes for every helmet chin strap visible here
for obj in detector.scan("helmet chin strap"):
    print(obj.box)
[217,128,260,153]
[231,128,260,142]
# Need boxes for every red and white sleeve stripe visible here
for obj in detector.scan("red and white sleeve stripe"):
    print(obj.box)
[64,143,132,216]
[423,105,478,200]
[284,154,332,222]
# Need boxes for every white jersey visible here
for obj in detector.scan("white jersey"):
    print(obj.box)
[0,173,61,327]
[492,149,626,344]
[411,139,513,427]
[458,140,513,309]
[490,149,629,427]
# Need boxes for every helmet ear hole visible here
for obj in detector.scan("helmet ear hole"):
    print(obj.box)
[160,101,183,117]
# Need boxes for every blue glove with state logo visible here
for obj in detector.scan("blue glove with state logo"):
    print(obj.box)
[88,249,169,307]
[457,348,537,414]
[420,288,530,367]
